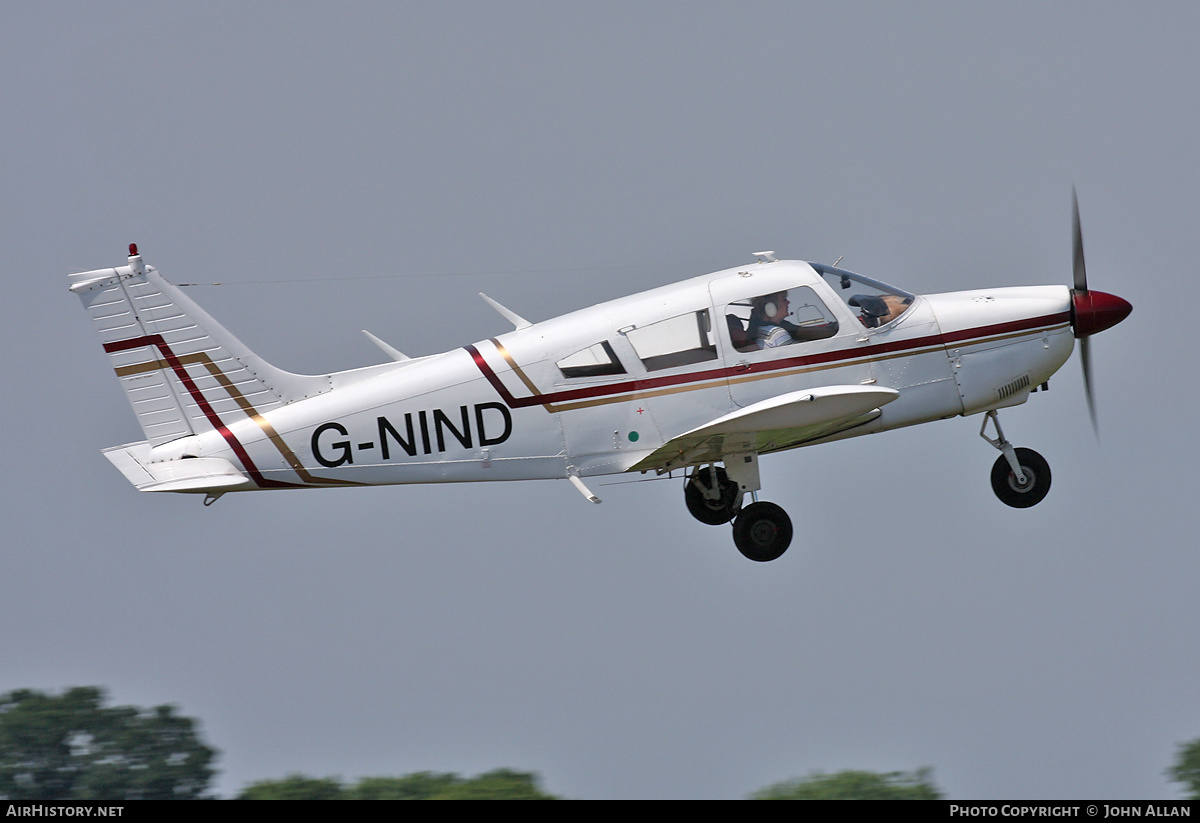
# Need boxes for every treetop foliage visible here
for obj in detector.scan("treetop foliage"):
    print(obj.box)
[0,686,216,800]
[749,767,942,800]
[238,768,556,800]
[1167,738,1200,799]
[16,682,1195,800]
[238,774,346,800]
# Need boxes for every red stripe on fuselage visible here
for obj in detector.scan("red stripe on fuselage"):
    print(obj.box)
[465,344,523,407]
[467,311,1071,409]
[938,312,1069,345]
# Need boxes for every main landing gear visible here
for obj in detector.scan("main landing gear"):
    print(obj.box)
[981,410,1052,508]
[731,501,792,562]
[684,455,793,562]
[684,466,740,525]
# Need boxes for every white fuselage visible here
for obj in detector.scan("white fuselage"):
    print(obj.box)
[140,261,1073,490]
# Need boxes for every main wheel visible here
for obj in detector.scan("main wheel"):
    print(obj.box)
[685,466,740,525]
[990,448,1052,508]
[732,501,793,562]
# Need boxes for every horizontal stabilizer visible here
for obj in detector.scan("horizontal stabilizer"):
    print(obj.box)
[630,385,900,473]
[104,442,252,493]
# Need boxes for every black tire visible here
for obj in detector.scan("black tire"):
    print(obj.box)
[732,501,793,562]
[990,448,1052,508]
[685,466,740,525]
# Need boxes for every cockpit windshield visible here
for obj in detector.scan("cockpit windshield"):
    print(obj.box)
[811,264,915,329]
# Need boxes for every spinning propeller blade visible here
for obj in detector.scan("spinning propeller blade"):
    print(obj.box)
[1068,188,1132,435]
[1072,187,1088,294]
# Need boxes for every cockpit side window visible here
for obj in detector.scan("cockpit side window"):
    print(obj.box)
[556,340,626,379]
[812,264,915,329]
[723,286,839,353]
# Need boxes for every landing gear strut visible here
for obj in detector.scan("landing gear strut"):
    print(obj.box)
[981,410,1052,508]
[684,465,740,525]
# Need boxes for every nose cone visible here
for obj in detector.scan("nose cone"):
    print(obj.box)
[1071,290,1131,337]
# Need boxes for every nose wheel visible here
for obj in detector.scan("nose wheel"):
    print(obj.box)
[981,411,1052,508]
[990,447,1051,508]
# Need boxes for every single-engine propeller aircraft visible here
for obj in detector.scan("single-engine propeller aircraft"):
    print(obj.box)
[70,193,1130,561]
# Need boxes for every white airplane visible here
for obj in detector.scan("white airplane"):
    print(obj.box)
[69,194,1130,562]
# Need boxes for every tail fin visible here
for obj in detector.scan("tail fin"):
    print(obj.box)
[69,245,329,448]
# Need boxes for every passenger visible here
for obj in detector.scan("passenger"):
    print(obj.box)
[726,314,758,352]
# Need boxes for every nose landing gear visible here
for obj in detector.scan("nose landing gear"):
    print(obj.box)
[981,410,1052,508]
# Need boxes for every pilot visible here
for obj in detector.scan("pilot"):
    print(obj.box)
[748,291,794,348]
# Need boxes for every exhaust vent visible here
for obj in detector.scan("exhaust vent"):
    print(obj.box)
[997,374,1031,401]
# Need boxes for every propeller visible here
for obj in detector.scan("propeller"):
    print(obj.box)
[1068,187,1132,434]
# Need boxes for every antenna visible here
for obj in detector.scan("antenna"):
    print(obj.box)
[479,293,532,330]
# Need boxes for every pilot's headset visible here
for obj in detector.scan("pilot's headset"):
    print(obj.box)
[756,291,786,319]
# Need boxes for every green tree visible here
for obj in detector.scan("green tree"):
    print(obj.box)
[424,769,555,800]
[239,774,347,800]
[346,772,461,800]
[1167,738,1200,799]
[243,769,558,800]
[0,687,216,800]
[751,767,942,800]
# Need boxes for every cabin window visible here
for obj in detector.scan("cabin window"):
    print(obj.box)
[811,264,915,329]
[723,286,839,352]
[625,309,718,372]
[556,340,626,379]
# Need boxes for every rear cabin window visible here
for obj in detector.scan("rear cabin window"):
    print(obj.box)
[556,341,626,379]
[625,309,718,372]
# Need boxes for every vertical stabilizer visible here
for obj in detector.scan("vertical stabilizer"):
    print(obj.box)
[69,246,330,447]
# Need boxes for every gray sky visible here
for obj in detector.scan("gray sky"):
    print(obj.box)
[3,1,1196,799]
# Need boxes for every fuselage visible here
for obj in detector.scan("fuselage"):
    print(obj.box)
[146,260,1074,490]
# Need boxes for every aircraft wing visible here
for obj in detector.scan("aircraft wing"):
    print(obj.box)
[629,385,900,474]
